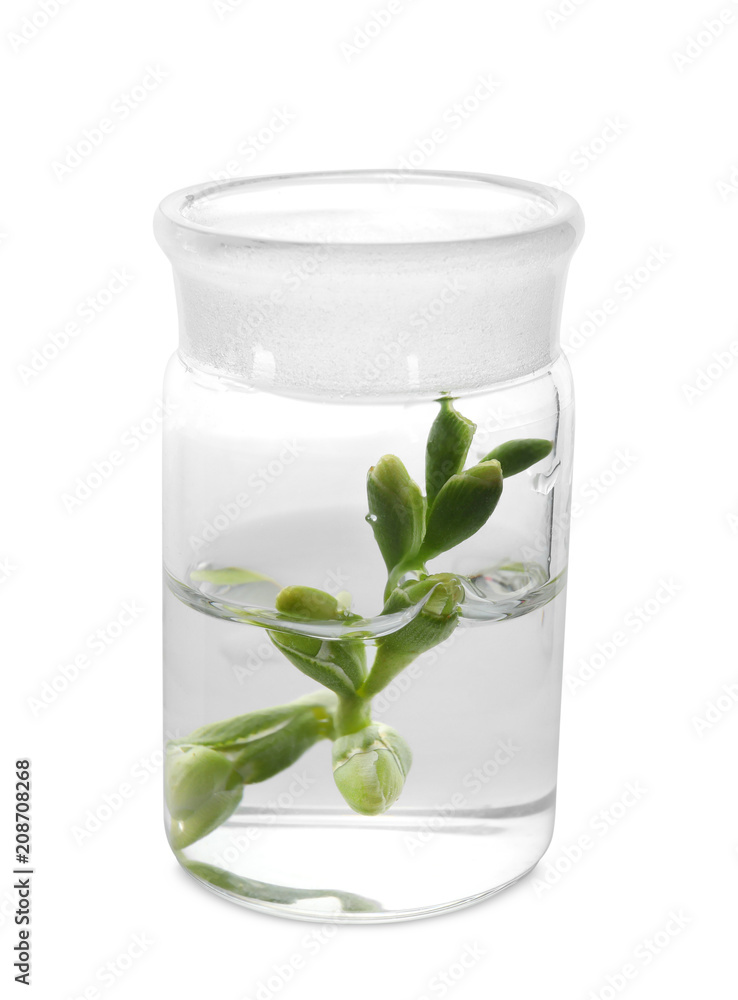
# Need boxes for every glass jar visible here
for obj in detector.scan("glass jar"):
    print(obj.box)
[155,170,583,922]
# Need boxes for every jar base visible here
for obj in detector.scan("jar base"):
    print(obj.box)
[179,856,541,924]
[171,794,554,923]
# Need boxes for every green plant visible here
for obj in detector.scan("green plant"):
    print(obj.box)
[166,398,552,848]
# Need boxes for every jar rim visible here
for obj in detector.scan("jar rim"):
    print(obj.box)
[155,168,583,252]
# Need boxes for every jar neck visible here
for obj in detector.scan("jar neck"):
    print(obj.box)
[156,171,583,400]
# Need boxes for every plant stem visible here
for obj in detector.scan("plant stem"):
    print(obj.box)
[334,694,373,737]
[359,647,418,699]
[384,558,426,602]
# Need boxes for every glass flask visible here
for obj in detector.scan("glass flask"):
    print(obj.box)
[155,169,584,922]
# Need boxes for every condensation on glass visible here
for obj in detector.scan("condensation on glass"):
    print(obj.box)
[155,170,583,922]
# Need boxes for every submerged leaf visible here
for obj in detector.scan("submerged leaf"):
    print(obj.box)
[165,745,242,849]
[269,631,365,697]
[226,709,331,785]
[181,693,336,749]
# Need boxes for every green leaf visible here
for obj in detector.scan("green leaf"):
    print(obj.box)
[419,460,503,562]
[332,723,412,815]
[268,633,365,697]
[226,708,331,785]
[366,455,425,572]
[190,567,277,586]
[180,694,335,749]
[166,694,338,847]
[268,630,366,697]
[480,439,553,478]
[425,398,476,508]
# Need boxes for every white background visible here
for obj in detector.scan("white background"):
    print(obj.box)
[2,1,736,997]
